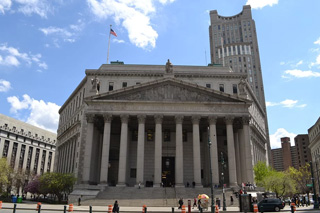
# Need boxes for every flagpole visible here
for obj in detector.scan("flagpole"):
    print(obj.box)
[107,24,112,64]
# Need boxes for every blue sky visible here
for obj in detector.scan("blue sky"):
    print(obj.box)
[0,0,319,149]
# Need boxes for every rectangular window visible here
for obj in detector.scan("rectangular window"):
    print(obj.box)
[132,130,138,141]
[206,84,211,88]
[164,130,171,142]
[147,129,154,141]
[130,168,136,178]
[122,82,127,88]
[109,82,114,91]
[219,84,224,92]
[233,84,238,94]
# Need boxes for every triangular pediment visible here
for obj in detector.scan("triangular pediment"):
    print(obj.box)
[88,78,249,103]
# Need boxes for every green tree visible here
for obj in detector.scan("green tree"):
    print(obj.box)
[288,164,312,195]
[39,173,76,202]
[0,158,13,196]
[263,170,296,198]
[253,161,273,187]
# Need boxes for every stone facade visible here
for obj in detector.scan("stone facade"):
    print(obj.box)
[0,113,56,177]
[56,62,269,195]
[308,117,320,195]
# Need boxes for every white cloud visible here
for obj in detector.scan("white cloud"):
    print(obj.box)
[87,0,175,49]
[113,38,125,43]
[295,60,303,67]
[314,37,320,45]
[266,99,306,108]
[7,94,60,133]
[39,20,85,45]
[0,0,12,14]
[15,0,52,18]
[246,0,278,9]
[283,69,320,78]
[269,128,296,149]
[0,79,11,92]
[0,44,47,69]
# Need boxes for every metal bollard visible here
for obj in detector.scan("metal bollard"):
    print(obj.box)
[172,207,175,212]
[64,205,67,213]
[38,204,41,213]
[200,207,203,213]
[144,207,147,213]
[13,203,17,213]
[89,205,92,213]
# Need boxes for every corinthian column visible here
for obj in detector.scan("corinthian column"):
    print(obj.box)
[225,116,237,186]
[100,114,112,185]
[136,115,146,187]
[82,114,95,183]
[154,115,163,187]
[175,115,184,187]
[117,115,129,186]
[243,116,254,183]
[208,116,219,186]
[192,116,202,187]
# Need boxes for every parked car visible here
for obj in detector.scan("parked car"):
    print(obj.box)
[257,198,285,212]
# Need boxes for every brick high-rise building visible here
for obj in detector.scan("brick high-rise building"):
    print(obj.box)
[294,134,312,168]
[271,137,298,171]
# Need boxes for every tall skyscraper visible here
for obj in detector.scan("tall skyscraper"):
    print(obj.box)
[209,5,266,108]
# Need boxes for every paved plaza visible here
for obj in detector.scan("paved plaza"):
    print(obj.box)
[0,202,318,212]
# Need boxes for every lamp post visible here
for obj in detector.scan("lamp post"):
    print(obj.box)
[221,152,226,211]
[310,161,319,209]
[207,126,214,213]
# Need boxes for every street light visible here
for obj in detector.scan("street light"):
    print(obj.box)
[310,161,319,209]
[207,126,214,213]
[221,152,226,211]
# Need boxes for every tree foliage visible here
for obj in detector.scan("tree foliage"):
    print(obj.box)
[263,170,296,198]
[253,161,273,187]
[39,173,76,202]
[0,158,13,195]
[24,175,41,195]
[287,164,311,195]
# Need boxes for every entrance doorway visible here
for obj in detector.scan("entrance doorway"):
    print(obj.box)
[162,157,175,187]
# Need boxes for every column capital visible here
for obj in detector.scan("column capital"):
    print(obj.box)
[242,116,250,125]
[154,115,163,124]
[192,115,201,124]
[225,116,234,125]
[103,114,113,123]
[120,114,129,123]
[137,114,146,123]
[208,116,218,125]
[86,114,95,123]
[175,115,184,124]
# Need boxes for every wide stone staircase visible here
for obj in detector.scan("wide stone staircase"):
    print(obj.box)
[82,187,240,207]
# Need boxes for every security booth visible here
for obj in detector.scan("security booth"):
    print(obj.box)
[239,194,252,212]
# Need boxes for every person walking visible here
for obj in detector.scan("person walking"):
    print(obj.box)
[178,198,184,209]
[112,200,119,213]
[230,195,234,205]
[193,197,197,209]
[78,195,82,206]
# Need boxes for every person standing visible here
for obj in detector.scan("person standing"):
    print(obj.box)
[78,195,82,206]
[113,200,119,213]
[230,195,234,205]
[193,197,197,209]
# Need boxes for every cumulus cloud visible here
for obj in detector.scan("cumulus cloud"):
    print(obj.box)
[39,19,85,45]
[0,0,12,14]
[87,0,176,50]
[246,0,278,9]
[269,128,297,149]
[314,37,320,45]
[266,99,306,108]
[0,79,11,92]
[283,69,320,78]
[0,44,47,69]
[7,94,60,133]
[113,38,125,43]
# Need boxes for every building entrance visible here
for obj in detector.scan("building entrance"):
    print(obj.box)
[162,157,175,187]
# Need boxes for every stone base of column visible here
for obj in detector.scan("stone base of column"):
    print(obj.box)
[134,184,145,188]
[153,184,162,188]
[175,183,184,188]
[116,183,126,187]
[195,184,203,188]
[97,184,108,191]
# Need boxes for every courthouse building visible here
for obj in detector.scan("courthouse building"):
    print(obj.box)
[56,5,270,196]
[0,113,56,175]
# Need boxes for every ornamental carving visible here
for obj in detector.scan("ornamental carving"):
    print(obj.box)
[175,115,184,124]
[137,115,146,123]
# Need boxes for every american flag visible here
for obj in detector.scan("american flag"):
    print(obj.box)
[110,28,117,37]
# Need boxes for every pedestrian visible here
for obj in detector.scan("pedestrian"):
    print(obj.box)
[138,181,141,189]
[198,199,202,211]
[178,198,183,209]
[112,200,119,213]
[192,181,195,188]
[230,195,234,205]
[216,197,221,209]
[193,197,197,209]
[78,195,81,206]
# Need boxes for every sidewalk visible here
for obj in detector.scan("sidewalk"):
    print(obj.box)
[0,202,318,212]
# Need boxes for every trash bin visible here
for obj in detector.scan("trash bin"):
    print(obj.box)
[12,196,17,203]
[17,196,23,203]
